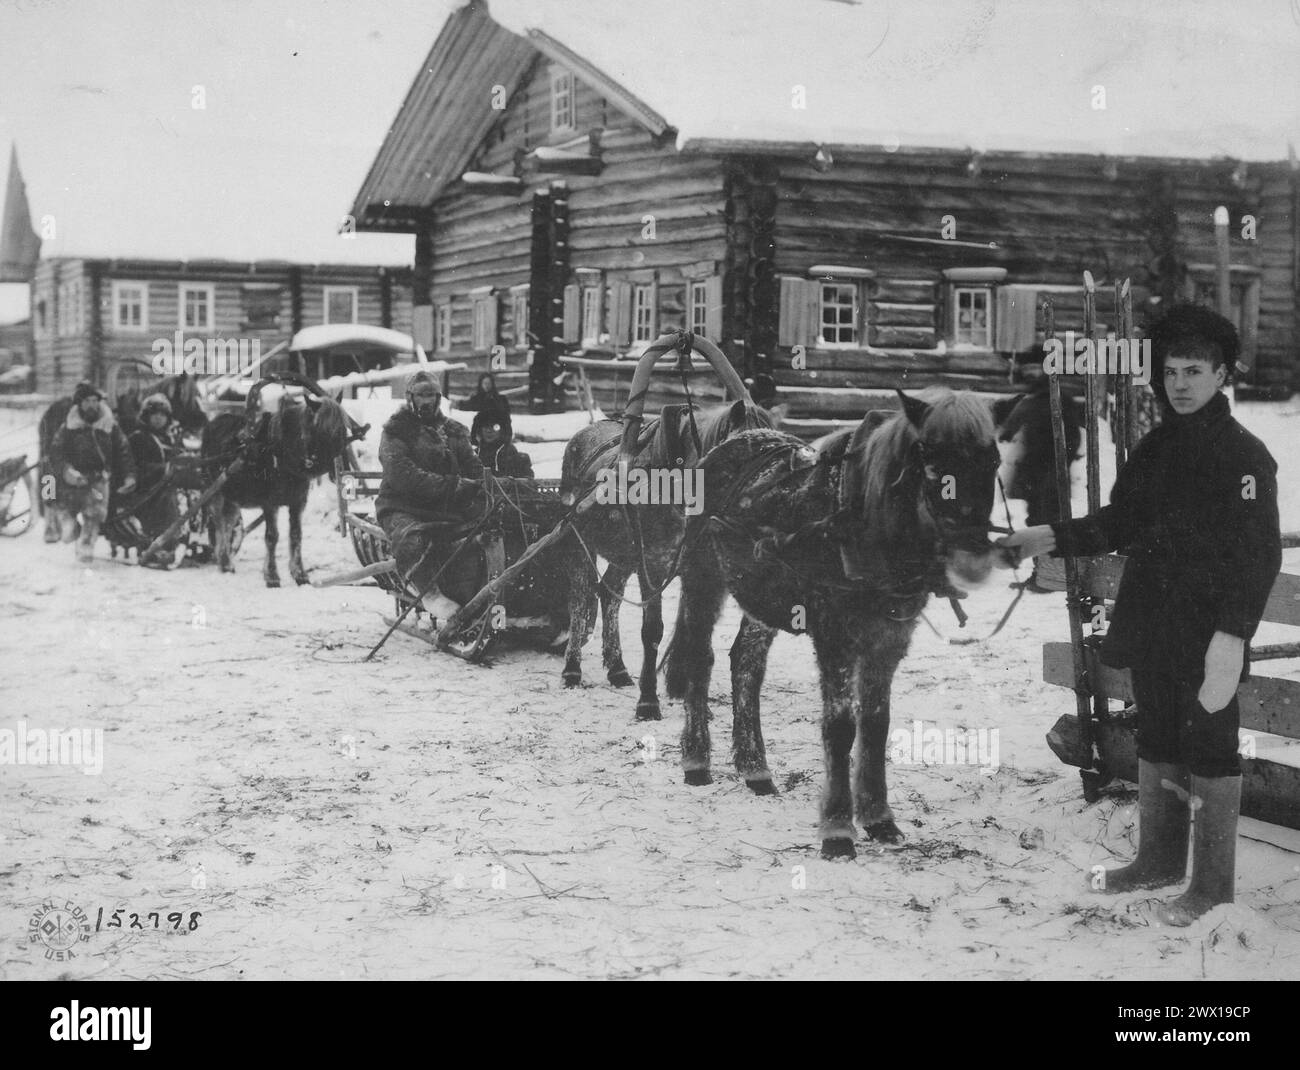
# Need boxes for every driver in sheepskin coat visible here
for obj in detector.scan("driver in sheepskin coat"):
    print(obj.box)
[48,381,137,563]
[375,371,483,610]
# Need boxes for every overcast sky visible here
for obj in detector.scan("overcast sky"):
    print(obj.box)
[2,0,1299,325]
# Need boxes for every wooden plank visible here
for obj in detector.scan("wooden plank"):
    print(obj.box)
[866,303,936,328]
[1074,554,1300,629]
[1046,713,1300,831]
[866,325,939,349]
[1043,642,1300,739]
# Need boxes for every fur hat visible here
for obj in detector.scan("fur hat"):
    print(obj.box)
[72,381,104,405]
[1147,303,1239,404]
[141,393,172,418]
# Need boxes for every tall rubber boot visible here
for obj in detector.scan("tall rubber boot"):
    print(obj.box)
[1158,775,1241,926]
[1094,759,1190,893]
[76,516,100,564]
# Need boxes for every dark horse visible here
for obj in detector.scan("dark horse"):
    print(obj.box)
[664,389,1008,858]
[559,335,774,718]
[202,390,350,586]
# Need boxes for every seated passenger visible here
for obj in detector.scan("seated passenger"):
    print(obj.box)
[375,371,484,615]
[472,419,534,479]
[126,393,184,566]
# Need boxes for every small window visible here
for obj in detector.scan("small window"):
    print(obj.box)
[112,281,148,332]
[512,289,530,347]
[435,304,452,353]
[952,286,992,347]
[180,284,214,331]
[550,67,575,133]
[324,286,358,325]
[581,285,602,344]
[689,281,709,336]
[632,284,655,343]
[819,282,858,346]
[241,285,281,331]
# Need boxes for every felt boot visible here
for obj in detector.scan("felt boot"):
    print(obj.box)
[1095,760,1190,893]
[1158,775,1241,926]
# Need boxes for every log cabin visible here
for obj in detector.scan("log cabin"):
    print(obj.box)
[31,257,412,398]
[349,0,1300,433]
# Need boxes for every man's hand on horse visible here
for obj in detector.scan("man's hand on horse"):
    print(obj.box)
[996,524,1056,563]
[63,465,88,488]
[116,476,137,495]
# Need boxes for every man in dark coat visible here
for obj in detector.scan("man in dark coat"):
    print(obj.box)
[48,381,137,563]
[1001,305,1281,926]
[997,354,1082,592]
[376,370,484,615]
[472,419,534,478]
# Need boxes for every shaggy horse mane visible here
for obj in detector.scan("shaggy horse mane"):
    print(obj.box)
[856,389,993,548]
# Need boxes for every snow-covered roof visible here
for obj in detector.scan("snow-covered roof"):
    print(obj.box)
[289,324,416,353]
[483,0,1299,160]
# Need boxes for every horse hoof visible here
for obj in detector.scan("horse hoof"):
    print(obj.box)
[608,669,634,688]
[746,778,778,796]
[863,820,904,844]
[562,672,582,689]
[821,838,857,860]
[635,701,661,721]
[292,574,309,587]
[265,577,281,589]
[684,769,712,786]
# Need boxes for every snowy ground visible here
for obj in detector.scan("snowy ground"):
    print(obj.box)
[2,396,1299,980]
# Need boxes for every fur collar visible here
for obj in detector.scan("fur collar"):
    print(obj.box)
[384,405,469,440]
[66,406,116,433]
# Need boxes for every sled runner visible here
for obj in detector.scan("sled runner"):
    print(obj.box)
[0,454,37,537]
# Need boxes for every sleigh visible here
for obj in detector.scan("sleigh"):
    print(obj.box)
[322,461,571,662]
[1038,276,1300,832]
[0,454,37,537]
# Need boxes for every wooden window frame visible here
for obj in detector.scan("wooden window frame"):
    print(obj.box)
[632,283,656,344]
[239,283,282,332]
[689,280,709,337]
[817,280,860,348]
[323,285,359,326]
[950,285,994,349]
[111,281,149,333]
[550,66,576,134]
[179,283,215,332]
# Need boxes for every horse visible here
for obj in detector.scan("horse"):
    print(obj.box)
[559,397,775,718]
[202,391,350,587]
[663,388,1009,859]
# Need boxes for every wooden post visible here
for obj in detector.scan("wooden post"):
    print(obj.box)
[528,190,553,414]
[1214,205,1232,322]
[1081,270,1101,515]
[1045,296,1103,789]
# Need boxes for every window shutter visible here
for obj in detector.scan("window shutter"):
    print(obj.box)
[485,293,499,347]
[779,276,816,347]
[612,281,634,346]
[412,305,434,351]
[562,284,580,343]
[704,274,723,340]
[648,276,659,340]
